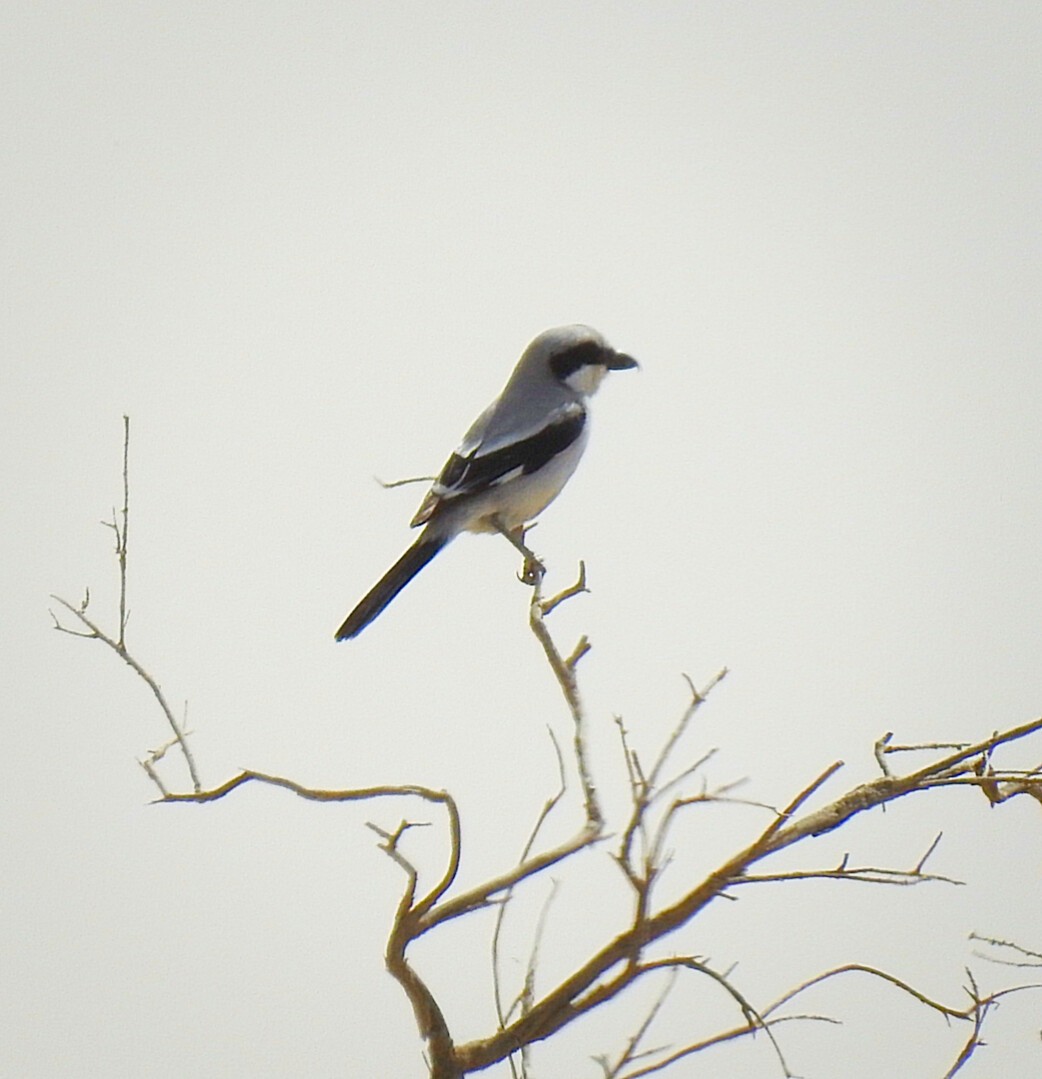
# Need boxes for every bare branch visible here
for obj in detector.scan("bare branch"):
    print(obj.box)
[904,717,1042,782]
[49,610,95,639]
[651,747,724,807]
[540,560,589,616]
[57,417,1042,1077]
[914,831,944,874]
[744,759,846,855]
[876,731,986,783]
[763,962,1035,1023]
[943,970,989,1078]
[164,770,463,1074]
[970,933,1042,968]
[617,957,794,1078]
[51,417,200,792]
[51,593,202,792]
[461,710,1042,1071]
[515,881,560,1026]
[419,823,600,935]
[735,866,962,887]
[138,755,170,798]
[116,413,129,649]
[736,832,961,889]
[616,671,728,889]
[873,730,893,775]
[597,965,679,1077]
[617,1013,838,1079]
[492,727,569,1035]
[647,670,728,793]
[527,571,602,828]
[764,719,1042,857]
[162,771,460,907]
[137,726,194,798]
[564,634,592,671]
[367,818,422,909]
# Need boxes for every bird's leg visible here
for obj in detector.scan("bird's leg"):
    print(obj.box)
[493,518,546,586]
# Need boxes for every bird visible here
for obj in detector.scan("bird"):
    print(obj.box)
[334,324,638,640]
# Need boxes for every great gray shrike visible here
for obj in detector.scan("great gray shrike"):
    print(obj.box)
[335,324,638,640]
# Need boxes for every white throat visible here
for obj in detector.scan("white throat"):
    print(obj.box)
[564,364,606,397]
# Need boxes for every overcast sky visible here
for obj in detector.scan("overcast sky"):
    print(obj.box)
[4,3,1042,1077]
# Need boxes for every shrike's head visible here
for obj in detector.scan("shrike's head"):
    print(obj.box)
[529,324,639,398]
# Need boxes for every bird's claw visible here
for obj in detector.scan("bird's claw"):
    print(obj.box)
[519,554,546,586]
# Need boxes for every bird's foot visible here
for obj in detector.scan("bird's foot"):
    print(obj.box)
[520,552,545,586]
[493,519,547,586]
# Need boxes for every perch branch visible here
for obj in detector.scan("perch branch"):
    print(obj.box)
[527,564,603,828]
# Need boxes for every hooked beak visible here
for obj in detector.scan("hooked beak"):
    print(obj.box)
[605,349,639,371]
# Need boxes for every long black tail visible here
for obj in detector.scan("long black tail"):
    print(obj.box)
[335,533,448,640]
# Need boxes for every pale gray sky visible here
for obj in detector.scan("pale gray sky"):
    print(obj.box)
[3,3,1042,1076]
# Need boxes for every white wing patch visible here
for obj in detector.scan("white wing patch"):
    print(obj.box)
[490,465,525,487]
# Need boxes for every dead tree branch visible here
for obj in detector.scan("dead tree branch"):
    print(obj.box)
[55,418,1042,1077]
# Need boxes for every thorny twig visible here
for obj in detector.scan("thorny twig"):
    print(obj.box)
[970,933,1042,968]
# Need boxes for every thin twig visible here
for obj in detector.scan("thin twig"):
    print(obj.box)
[418,820,599,936]
[51,417,201,792]
[597,965,679,1077]
[515,881,560,1025]
[375,473,436,489]
[51,594,202,793]
[970,933,1042,968]
[648,670,728,793]
[492,727,568,1037]
[733,866,962,887]
[625,957,794,1078]
[617,1014,838,1078]
[617,671,728,883]
[116,414,129,648]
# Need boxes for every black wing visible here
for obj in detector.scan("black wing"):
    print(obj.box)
[412,405,585,525]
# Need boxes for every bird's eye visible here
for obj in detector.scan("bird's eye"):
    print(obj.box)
[550,341,605,381]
